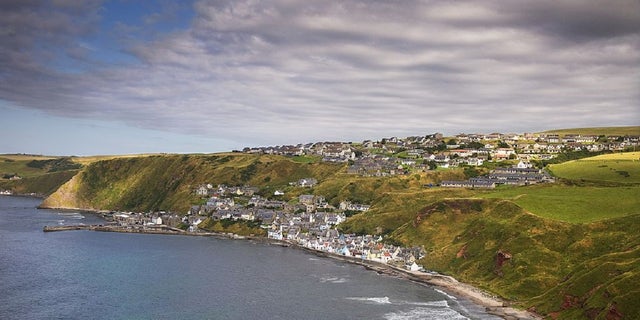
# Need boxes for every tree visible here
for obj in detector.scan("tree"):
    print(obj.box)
[497,140,510,148]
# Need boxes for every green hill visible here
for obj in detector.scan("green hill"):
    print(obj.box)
[392,198,639,319]
[0,155,82,196]
[41,153,345,212]
[538,126,640,136]
[548,152,640,185]
[339,152,640,318]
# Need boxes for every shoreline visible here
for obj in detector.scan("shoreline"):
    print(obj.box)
[294,244,540,320]
[43,223,540,319]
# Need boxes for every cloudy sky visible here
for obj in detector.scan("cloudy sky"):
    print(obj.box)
[1,0,638,155]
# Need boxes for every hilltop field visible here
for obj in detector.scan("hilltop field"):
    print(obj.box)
[548,151,640,184]
[0,155,81,195]
[539,126,640,136]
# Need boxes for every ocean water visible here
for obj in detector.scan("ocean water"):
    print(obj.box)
[0,196,500,320]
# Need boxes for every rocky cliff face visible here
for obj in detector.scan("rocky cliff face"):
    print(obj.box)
[40,174,84,209]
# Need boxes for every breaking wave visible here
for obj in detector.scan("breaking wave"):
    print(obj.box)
[347,297,449,308]
[434,288,458,300]
[346,296,392,304]
[320,276,349,283]
[385,307,469,320]
[58,212,85,219]
[402,300,449,308]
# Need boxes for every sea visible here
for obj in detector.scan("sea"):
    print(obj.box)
[0,195,500,320]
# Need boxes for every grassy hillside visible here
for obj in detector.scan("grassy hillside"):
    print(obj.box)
[0,170,79,196]
[0,154,78,178]
[42,154,345,212]
[387,198,639,319]
[479,184,640,223]
[548,152,640,185]
[538,126,640,136]
[0,154,82,196]
[340,152,640,319]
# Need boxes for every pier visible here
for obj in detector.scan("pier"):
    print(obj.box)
[43,224,187,234]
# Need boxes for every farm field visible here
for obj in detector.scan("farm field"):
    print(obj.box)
[0,155,60,178]
[538,126,640,136]
[479,184,640,223]
[548,151,640,184]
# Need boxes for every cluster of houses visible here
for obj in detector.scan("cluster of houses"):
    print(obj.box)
[240,132,639,176]
[188,182,427,271]
[242,142,357,162]
[104,211,183,228]
[295,233,427,271]
[441,161,555,189]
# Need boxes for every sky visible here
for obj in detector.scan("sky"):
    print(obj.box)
[1,0,639,156]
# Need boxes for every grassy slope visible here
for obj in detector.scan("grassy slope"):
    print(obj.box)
[548,151,640,185]
[538,126,640,136]
[479,184,640,223]
[42,154,346,212]
[340,152,640,319]
[0,155,81,195]
[0,155,59,178]
[390,199,639,319]
[0,170,78,196]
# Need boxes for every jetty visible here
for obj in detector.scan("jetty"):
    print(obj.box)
[43,224,187,234]
[42,224,258,240]
[43,225,94,232]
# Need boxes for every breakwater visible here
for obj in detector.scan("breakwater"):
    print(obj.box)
[45,224,191,235]
[42,224,276,242]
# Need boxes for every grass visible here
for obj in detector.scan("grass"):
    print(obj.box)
[479,184,640,223]
[538,126,640,136]
[43,154,346,212]
[585,152,640,161]
[0,154,58,161]
[548,151,640,184]
[70,153,159,165]
[384,197,640,319]
[0,155,82,195]
[0,170,79,196]
[0,155,68,178]
[290,155,321,163]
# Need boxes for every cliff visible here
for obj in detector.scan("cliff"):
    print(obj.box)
[41,153,344,212]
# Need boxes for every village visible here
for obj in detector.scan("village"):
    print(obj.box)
[88,130,638,273]
[99,179,426,272]
[240,131,639,176]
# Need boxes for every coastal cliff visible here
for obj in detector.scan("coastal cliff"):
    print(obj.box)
[41,154,344,212]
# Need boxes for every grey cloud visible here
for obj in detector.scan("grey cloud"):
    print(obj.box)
[1,0,638,150]
[500,0,640,41]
